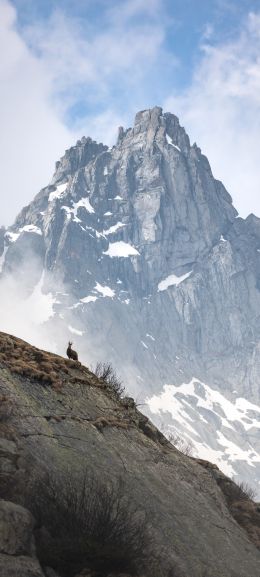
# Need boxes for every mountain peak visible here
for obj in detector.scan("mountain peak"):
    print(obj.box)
[122,106,190,153]
[53,136,108,183]
[134,105,163,126]
[1,108,260,502]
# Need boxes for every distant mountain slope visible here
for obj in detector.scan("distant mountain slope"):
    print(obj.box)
[0,106,260,494]
[148,377,260,490]
[1,331,260,577]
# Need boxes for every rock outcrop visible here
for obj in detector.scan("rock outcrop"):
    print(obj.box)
[0,500,45,577]
[0,331,260,577]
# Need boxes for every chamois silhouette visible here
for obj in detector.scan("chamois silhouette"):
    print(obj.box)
[66,341,78,361]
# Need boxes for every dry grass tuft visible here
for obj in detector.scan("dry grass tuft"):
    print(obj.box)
[0,332,86,391]
[0,333,128,405]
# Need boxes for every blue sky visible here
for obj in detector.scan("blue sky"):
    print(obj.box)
[1,0,260,223]
[12,0,259,123]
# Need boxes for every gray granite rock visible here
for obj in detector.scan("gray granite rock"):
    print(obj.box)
[0,500,44,577]
[1,106,260,493]
[0,554,44,577]
[0,340,260,577]
[0,500,35,556]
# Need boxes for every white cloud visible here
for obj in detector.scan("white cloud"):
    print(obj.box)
[0,0,74,225]
[107,0,163,22]
[164,11,260,218]
[0,256,56,350]
[3,0,259,225]
[73,108,129,146]
[0,0,171,225]
[23,1,168,107]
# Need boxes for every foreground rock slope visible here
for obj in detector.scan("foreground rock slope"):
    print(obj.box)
[0,331,260,577]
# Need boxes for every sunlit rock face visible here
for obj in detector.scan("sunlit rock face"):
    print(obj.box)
[1,106,260,492]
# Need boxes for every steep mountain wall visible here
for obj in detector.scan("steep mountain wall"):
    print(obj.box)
[0,107,260,492]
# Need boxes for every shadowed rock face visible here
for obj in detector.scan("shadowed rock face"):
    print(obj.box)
[1,107,260,492]
[0,332,260,577]
[0,500,46,577]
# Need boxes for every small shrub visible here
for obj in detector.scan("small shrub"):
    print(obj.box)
[231,480,256,502]
[25,469,161,577]
[160,424,194,457]
[170,435,194,457]
[94,362,125,398]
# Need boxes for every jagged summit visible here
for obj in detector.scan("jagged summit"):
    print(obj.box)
[52,106,203,181]
[117,106,192,154]
[53,135,108,185]
[1,331,260,577]
[1,107,260,496]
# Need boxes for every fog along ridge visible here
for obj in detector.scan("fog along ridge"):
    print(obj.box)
[1,106,260,494]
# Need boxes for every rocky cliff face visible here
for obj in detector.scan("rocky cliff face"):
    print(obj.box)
[1,107,260,494]
[1,332,260,577]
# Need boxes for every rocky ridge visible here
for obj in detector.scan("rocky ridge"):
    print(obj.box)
[1,331,260,577]
[0,107,260,493]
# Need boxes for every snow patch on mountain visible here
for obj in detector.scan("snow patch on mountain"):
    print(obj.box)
[62,205,80,223]
[62,197,95,223]
[148,378,260,484]
[146,333,155,341]
[20,225,42,235]
[103,222,126,236]
[80,295,98,304]
[5,231,20,243]
[94,283,115,298]
[75,197,95,214]
[158,271,192,291]
[103,241,140,258]
[49,182,68,201]
[3,225,42,245]
[166,133,181,152]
